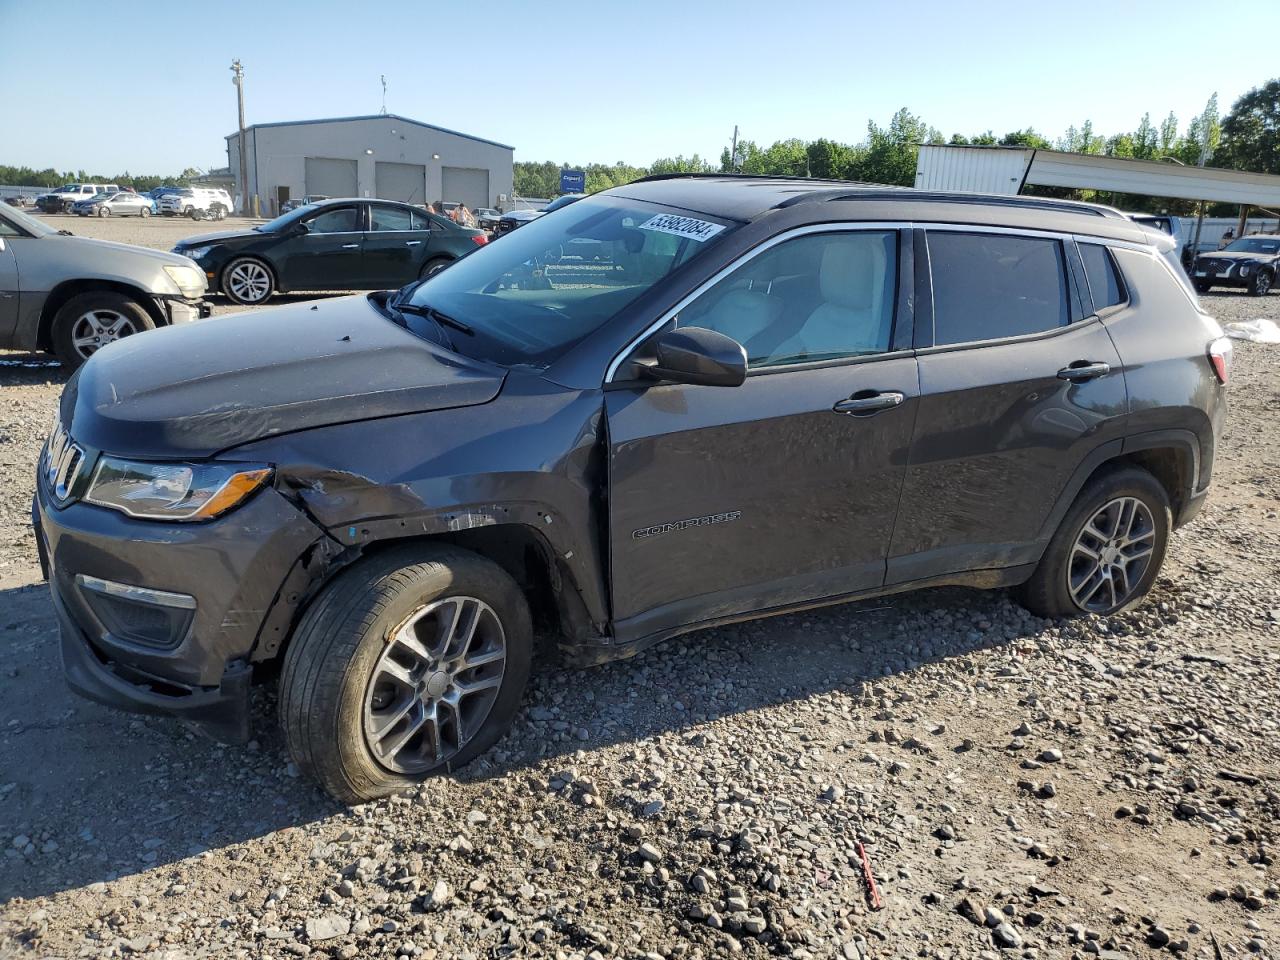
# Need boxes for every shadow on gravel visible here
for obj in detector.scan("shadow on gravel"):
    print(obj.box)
[0,572,1024,905]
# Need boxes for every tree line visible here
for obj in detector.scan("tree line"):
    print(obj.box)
[0,166,208,193]
[514,78,1279,216]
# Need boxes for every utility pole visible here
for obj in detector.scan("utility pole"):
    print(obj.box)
[730,125,739,173]
[230,59,251,217]
[380,75,388,115]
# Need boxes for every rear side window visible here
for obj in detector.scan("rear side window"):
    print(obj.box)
[1079,243,1126,310]
[928,232,1069,345]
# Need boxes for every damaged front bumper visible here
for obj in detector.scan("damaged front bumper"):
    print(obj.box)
[33,479,329,741]
[156,294,212,326]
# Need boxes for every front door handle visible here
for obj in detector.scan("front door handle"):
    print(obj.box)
[1057,360,1111,382]
[341,242,360,250]
[405,240,422,247]
[833,391,905,415]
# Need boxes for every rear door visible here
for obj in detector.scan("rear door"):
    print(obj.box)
[605,226,919,641]
[361,203,432,286]
[0,219,20,344]
[887,227,1127,584]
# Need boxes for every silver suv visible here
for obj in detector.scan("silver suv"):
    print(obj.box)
[0,203,210,368]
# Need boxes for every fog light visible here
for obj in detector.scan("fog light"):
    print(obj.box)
[75,575,196,650]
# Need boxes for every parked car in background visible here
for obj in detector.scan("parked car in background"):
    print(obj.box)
[171,197,489,305]
[1191,235,1280,296]
[282,194,330,213]
[71,194,113,217]
[0,202,210,368]
[38,184,120,213]
[33,177,1228,801]
[493,194,585,237]
[85,191,154,218]
[4,195,36,209]
[160,188,233,220]
[474,207,502,230]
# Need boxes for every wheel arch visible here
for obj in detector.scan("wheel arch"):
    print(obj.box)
[38,279,165,350]
[255,522,599,668]
[1037,432,1200,547]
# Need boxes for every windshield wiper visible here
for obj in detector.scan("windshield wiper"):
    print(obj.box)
[395,301,474,336]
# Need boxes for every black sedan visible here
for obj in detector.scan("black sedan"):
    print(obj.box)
[172,198,489,305]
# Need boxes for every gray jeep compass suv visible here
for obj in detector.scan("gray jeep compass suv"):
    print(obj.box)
[34,176,1229,801]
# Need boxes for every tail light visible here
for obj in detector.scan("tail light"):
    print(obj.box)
[1207,336,1232,384]
[470,234,488,247]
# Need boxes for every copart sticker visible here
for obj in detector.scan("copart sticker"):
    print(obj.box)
[638,214,726,243]
[632,510,741,541]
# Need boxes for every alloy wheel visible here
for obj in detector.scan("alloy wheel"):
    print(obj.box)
[69,308,138,359]
[1258,273,1272,295]
[226,261,271,303]
[1067,496,1156,613]
[362,596,507,773]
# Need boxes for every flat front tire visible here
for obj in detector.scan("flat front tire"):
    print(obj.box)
[279,545,532,803]
[1249,270,1273,296]
[1017,466,1171,619]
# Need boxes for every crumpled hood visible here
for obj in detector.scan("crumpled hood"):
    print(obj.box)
[63,295,505,459]
[173,228,263,247]
[54,234,198,267]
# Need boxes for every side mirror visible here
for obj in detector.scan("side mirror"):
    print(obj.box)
[642,327,747,387]
[293,220,310,235]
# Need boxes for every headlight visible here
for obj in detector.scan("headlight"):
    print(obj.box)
[180,245,214,261]
[163,263,206,298]
[85,458,271,521]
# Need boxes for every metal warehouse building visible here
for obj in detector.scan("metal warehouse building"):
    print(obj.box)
[226,113,514,217]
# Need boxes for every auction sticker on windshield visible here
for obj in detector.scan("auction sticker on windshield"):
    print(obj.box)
[638,214,726,242]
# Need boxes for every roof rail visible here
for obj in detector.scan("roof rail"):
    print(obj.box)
[630,172,860,185]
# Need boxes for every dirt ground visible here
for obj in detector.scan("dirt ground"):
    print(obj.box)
[0,215,1277,959]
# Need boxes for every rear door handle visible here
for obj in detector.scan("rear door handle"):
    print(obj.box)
[341,243,360,250]
[405,240,422,247]
[832,391,905,415]
[1057,361,1111,382]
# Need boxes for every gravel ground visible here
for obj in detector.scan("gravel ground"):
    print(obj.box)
[1,217,1277,959]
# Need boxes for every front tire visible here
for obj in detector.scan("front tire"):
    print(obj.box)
[140,206,151,218]
[97,205,109,217]
[51,291,156,369]
[188,206,202,221]
[1249,270,1273,296]
[222,257,275,305]
[279,546,532,803]
[1017,466,1170,619]
[1194,281,1212,294]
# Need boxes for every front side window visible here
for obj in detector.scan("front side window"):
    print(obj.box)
[368,206,415,232]
[676,231,898,368]
[928,231,1069,345]
[306,207,358,234]
[1079,243,1126,311]
[403,196,737,368]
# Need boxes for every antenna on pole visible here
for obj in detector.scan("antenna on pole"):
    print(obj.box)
[380,75,388,115]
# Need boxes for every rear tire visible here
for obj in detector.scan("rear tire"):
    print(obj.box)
[279,545,532,803]
[51,291,156,370]
[1249,270,1273,297]
[419,257,452,280]
[1016,466,1170,619]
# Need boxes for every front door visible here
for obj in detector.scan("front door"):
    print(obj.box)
[888,227,1128,584]
[281,203,365,291]
[361,203,434,287]
[605,228,919,642]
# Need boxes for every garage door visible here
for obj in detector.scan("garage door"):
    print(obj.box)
[441,167,490,210]
[375,162,426,204]
[304,157,358,199]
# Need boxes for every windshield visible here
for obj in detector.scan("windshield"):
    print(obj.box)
[403,196,737,367]
[0,205,58,237]
[256,206,314,232]
[1224,236,1280,255]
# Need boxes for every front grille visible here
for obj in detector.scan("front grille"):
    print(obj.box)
[43,421,87,503]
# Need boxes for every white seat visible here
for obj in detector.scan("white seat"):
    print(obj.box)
[773,236,889,360]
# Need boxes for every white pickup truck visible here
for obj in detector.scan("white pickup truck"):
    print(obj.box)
[159,188,233,220]
[37,184,120,213]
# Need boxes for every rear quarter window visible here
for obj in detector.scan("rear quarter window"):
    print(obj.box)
[927,231,1069,345]
[1078,243,1127,311]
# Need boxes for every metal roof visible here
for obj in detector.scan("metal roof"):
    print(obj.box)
[916,145,1280,206]
[224,113,514,151]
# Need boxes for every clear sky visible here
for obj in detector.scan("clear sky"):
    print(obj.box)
[2,0,1277,175]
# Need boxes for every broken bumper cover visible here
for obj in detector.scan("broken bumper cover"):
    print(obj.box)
[34,478,326,740]
[157,295,212,325]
